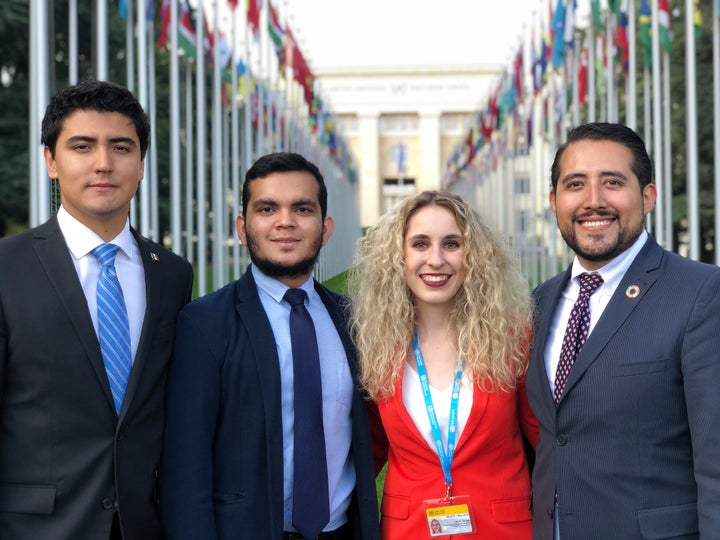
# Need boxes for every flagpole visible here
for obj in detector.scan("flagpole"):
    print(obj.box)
[196,1,208,296]
[148,16,160,242]
[588,21,596,122]
[170,0,182,253]
[627,0,637,129]
[212,0,226,289]
[605,6,615,122]
[30,0,51,225]
[95,0,108,80]
[231,6,242,280]
[685,0,699,260]
[662,51,672,251]
[185,61,195,264]
[136,0,150,237]
[651,0,664,248]
[69,0,78,84]
[714,0,720,264]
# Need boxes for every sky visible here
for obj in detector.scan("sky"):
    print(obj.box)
[283,0,544,71]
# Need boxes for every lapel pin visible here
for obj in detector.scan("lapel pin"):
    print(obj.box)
[625,285,640,299]
[150,252,159,262]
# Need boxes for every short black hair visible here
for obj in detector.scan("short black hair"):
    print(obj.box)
[550,122,653,192]
[242,152,327,217]
[41,79,150,159]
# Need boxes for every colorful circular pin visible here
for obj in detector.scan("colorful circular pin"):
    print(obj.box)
[625,285,640,299]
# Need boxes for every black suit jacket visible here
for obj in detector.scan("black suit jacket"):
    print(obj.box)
[160,267,381,540]
[0,216,193,540]
[527,236,720,540]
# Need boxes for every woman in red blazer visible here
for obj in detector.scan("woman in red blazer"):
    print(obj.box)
[350,191,538,539]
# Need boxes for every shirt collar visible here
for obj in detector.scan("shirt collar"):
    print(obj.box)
[57,205,134,261]
[251,263,316,304]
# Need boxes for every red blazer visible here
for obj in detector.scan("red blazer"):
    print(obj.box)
[371,364,538,539]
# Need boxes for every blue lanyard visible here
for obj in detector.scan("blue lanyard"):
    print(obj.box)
[412,333,464,489]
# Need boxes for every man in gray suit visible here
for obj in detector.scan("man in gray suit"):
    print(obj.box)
[527,123,720,539]
[0,80,193,539]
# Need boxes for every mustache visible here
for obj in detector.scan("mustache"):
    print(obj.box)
[571,210,618,223]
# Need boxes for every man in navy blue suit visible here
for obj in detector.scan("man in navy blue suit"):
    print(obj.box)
[527,123,720,540]
[160,152,380,540]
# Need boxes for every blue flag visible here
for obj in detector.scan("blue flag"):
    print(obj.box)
[551,0,566,68]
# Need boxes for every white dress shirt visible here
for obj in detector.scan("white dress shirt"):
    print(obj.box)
[57,206,146,362]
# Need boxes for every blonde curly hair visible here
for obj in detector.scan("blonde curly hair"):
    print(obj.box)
[348,191,531,402]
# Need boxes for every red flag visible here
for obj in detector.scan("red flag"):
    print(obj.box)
[247,0,260,35]
[578,43,588,105]
[228,0,239,10]
[157,0,172,49]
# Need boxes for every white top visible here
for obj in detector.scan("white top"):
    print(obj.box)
[57,206,146,362]
[402,361,473,453]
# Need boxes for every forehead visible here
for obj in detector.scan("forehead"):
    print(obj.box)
[406,205,460,235]
[58,110,138,139]
[560,139,634,172]
[246,171,320,203]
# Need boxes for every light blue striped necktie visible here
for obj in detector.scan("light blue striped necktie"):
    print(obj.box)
[92,243,132,414]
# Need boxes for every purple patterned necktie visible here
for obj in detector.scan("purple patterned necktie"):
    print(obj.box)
[554,272,604,405]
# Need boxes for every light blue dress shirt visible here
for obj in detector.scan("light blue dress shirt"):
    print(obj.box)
[252,265,355,533]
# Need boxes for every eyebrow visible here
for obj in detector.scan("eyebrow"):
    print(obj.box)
[560,170,629,185]
[251,197,318,208]
[64,135,138,146]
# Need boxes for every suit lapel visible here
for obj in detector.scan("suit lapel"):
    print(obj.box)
[559,238,663,402]
[531,269,572,416]
[118,231,160,421]
[32,217,116,412]
[235,269,283,434]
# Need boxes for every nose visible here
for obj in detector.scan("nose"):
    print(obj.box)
[276,208,296,227]
[94,146,112,173]
[584,182,606,209]
[427,245,444,267]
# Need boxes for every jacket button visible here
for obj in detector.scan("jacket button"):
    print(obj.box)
[102,498,114,510]
[556,435,567,445]
[116,431,123,442]
[546,507,554,519]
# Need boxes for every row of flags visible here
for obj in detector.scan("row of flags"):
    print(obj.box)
[153,0,354,178]
[443,0,709,186]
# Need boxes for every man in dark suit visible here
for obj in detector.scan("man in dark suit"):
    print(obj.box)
[526,123,720,539]
[0,80,193,540]
[160,152,380,540]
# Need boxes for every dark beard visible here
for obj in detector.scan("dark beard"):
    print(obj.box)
[560,210,644,263]
[245,233,323,282]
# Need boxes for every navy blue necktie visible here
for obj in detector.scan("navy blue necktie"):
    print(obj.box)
[92,243,132,414]
[284,288,329,539]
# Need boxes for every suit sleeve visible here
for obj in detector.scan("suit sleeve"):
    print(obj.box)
[681,270,720,535]
[518,376,539,449]
[160,308,221,539]
[367,400,389,477]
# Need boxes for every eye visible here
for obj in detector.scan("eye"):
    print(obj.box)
[444,240,461,249]
[114,145,131,153]
[411,240,429,249]
[257,206,274,213]
[296,206,313,214]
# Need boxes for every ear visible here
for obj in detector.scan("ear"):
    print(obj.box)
[137,159,145,182]
[44,147,57,179]
[549,190,557,217]
[236,214,247,244]
[321,216,335,246]
[642,183,657,216]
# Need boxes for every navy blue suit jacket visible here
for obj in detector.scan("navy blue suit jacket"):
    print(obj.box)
[527,236,720,540]
[160,267,380,540]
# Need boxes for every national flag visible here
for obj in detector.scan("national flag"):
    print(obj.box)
[578,38,588,105]
[119,0,153,21]
[590,0,602,32]
[268,2,285,52]
[247,0,261,36]
[617,0,629,73]
[513,46,524,103]
[228,0,239,10]
[659,0,671,52]
[551,0,566,68]
[693,0,702,38]
[285,28,315,106]
[157,0,172,48]
[639,0,652,67]
[563,0,576,50]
